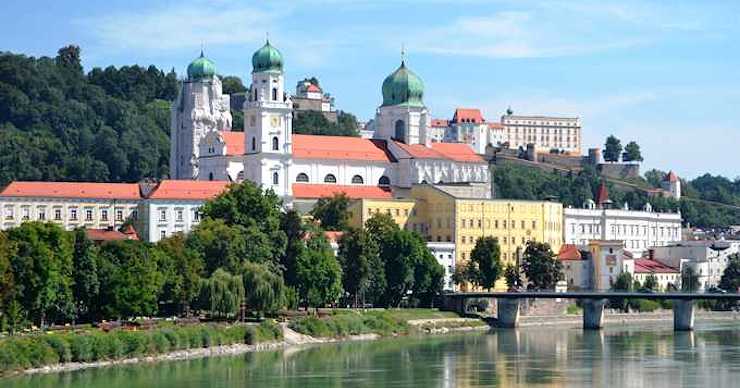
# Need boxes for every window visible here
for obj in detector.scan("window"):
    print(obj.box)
[272,136,279,151]
[378,176,390,186]
[38,208,46,221]
[160,230,166,240]
[296,173,309,182]
[351,175,364,184]
[54,209,62,221]
[101,209,108,221]
[85,209,93,221]
[252,137,256,151]
[273,172,279,185]
[70,208,78,221]
[193,208,200,222]
[272,88,278,101]
[324,174,337,183]
[132,210,138,220]
[116,210,124,222]
[159,209,167,222]
[394,120,406,141]
[176,209,184,222]
[4,206,13,220]
[209,172,214,181]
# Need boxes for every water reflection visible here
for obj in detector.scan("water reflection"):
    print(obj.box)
[9,322,740,388]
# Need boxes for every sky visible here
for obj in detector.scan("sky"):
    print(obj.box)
[1,0,739,179]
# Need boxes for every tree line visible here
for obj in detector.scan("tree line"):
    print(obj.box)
[0,181,444,333]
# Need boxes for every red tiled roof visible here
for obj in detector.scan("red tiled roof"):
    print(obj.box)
[393,141,484,163]
[306,84,321,93]
[0,181,141,200]
[86,226,139,242]
[595,181,609,206]
[664,171,678,183]
[488,122,504,129]
[430,119,449,127]
[148,180,231,200]
[452,108,485,124]
[323,231,344,244]
[558,244,582,260]
[219,131,245,156]
[634,259,679,274]
[292,183,393,200]
[293,134,395,162]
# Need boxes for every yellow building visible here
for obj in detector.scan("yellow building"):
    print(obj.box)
[347,184,563,290]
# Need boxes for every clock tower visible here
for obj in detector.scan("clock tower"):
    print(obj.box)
[243,39,294,199]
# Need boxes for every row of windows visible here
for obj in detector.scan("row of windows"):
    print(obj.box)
[295,173,391,186]
[157,207,200,223]
[460,235,532,246]
[3,206,133,222]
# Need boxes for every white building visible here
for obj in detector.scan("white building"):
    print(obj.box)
[650,240,740,291]
[633,258,680,291]
[427,241,456,291]
[500,111,581,154]
[170,51,232,180]
[137,180,230,242]
[660,171,681,200]
[589,240,634,291]
[182,41,489,206]
[1,182,141,231]
[563,182,682,257]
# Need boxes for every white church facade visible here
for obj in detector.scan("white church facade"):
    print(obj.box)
[171,41,490,206]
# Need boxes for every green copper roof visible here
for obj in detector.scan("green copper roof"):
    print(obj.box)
[187,51,216,80]
[381,61,424,107]
[252,40,283,73]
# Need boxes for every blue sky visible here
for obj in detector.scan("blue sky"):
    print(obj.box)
[2,0,739,179]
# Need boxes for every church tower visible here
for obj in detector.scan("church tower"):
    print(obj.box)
[374,58,430,147]
[243,40,293,199]
[170,51,232,179]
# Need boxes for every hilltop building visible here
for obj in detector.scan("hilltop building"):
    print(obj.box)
[174,40,489,206]
[660,171,681,200]
[292,80,337,122]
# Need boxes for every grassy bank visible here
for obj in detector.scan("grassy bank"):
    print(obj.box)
[288,309,478,338]
[0,321,282,376]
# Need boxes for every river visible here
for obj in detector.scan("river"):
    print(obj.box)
[8,321,740,387]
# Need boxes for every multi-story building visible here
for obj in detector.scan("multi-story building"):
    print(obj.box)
[501,111,581,154]
[588,240,634,291]
[292,80,337,122]
[0,182,141,231]
[563,182,682,257]
[633,258,680,290]
[650,240,740,291]
[137,180,230,242]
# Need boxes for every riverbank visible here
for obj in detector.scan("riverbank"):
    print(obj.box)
[518,310,740,327]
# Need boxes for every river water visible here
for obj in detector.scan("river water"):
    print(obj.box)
[8,322,740,387]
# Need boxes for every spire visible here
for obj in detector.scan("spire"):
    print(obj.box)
[595,180,610,208]
[200,42,205,57]
[401,44,406,66]
[266,31,270,44]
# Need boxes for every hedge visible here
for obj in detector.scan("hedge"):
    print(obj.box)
[0,321,282,375]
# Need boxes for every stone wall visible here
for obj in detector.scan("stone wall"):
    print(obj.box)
[598,163,640,180]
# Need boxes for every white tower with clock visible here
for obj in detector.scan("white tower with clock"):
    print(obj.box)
[243,40,294,199]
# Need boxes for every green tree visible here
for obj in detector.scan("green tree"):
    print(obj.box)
[197,268,244,319]
[611,272,633,312]
[311,193,351,231]
[221,76,246,94]
[72,229,100,322]
[56,45,82,74]
[292,110,359,137]
[411,247,444,307]
[642,274,659,291]
[521,241,563,290]
[241,261,286,317]
[296,235,343,310]
[186,219,250,274]
[338,229,378,307]
[155,234,204,316]
[468,237,503,290]
[719,255,740,292]
[504,264,521,290]
[622,141,643,163]
[644,169,668,188]
[365,212,399,241]
[681,266,699,292]
[97,241,164,319]
[280,210,306,288]
[0,232,16,320]
[380,230,429,307]
[603,135,622,163]
[7,222,75,326]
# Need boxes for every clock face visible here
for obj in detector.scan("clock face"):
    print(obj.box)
[271,116,280,128]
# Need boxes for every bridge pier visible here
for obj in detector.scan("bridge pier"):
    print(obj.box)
[673,299,695,331]
[497,298,521,328]
[582,298,608,330]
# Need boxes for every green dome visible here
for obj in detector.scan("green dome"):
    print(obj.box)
[381,61,424,107]
[187,51,216,80]
[252,40,283,73]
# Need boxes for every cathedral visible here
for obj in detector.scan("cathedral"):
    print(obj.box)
[170,40,490,206]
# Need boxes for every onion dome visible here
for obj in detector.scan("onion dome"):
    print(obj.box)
[187,50,216,80]
[252,40,283,73]
[381,60,424,107]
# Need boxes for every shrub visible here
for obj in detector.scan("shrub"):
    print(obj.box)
[43,335,72,363]
[116,331,147,357]
[70,335,94,362]
[90,332,124,360]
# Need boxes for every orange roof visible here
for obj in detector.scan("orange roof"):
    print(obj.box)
[293,134,395,162]
[393,141,484,163]
[0,181,141,200]
[452,108,485,124]
[634,259,678,274]
[430,119,449,127]
[148,180,231,200]
[292,183,393,200]
[323,231,344,244]
[487,122,504,129]
[595,181,609,206]
[306,84,321,93]
[219,131,245,156]
[85,226,139,242]
[558,244,582,261]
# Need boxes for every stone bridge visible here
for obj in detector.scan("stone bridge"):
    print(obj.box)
[443,291,740,331]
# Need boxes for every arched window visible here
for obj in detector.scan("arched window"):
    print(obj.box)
[253,88,257,101]
[296,173,309,183]
[421,180,428,184]
[272,136,279,151]
[378,176,390,186]
[208,172,214,181]
[394,120,406,142]
[251,137,256,151]
[351,175,364,184]
[324,174,337,183]
[273,172,279,185]
[272,88,278,101]
[236,171,244,181]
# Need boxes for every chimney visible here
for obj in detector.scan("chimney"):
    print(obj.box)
[648,249,655,260]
